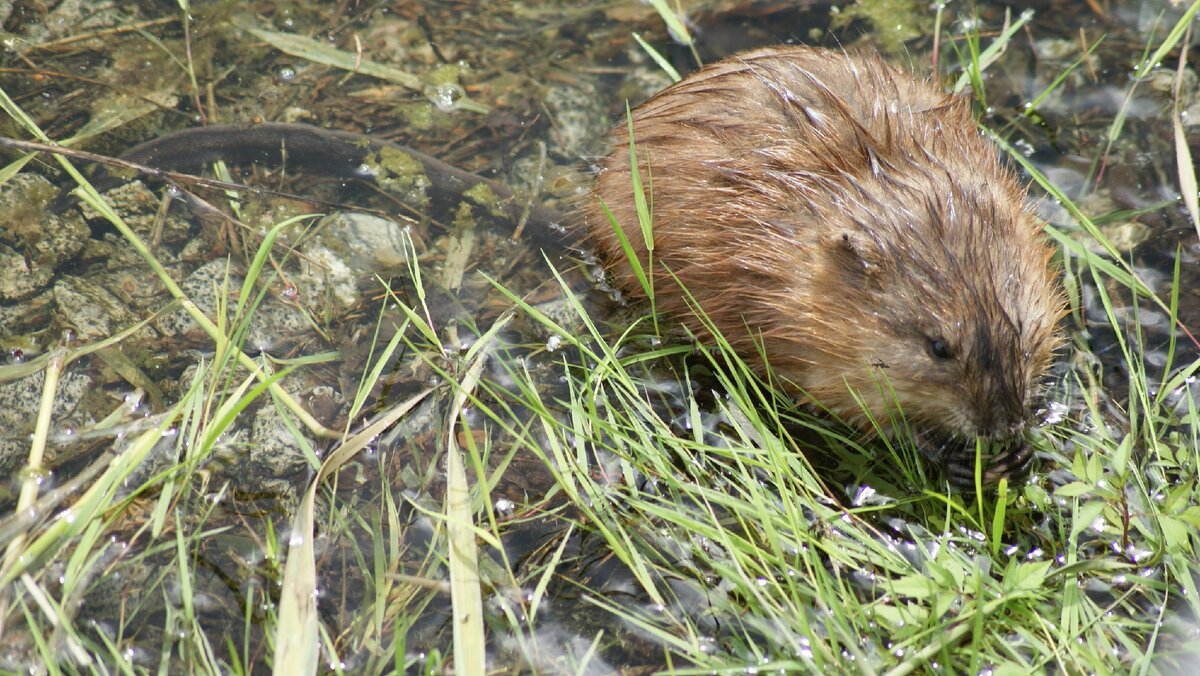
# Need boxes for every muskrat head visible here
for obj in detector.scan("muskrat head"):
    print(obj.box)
[796,169,1063,487]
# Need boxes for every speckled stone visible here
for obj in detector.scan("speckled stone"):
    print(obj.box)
[0,243,54,302]
[543,78,613,159]
[299,211,413,309]
[53,275,156,342]
[0,290,54,344]
[0,173,90,299]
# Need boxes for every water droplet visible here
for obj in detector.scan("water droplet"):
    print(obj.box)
[424,83,465,112]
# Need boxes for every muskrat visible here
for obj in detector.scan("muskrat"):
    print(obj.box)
[582,46,1064,485]
[6,46,1062,486]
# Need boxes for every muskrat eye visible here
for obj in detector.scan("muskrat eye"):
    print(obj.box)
[927,337,953,360]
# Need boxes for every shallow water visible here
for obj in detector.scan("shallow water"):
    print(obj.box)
[0,0,1197,672]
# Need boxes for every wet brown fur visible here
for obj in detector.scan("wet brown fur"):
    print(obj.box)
[580,47,1064,479]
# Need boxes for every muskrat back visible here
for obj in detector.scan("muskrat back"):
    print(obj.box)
[580,46,1064,485]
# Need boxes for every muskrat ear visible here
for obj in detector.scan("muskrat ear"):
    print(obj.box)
[825,231,881,282]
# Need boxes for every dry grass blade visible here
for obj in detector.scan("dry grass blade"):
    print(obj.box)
[233,16,422,90]
[273,387,433,676]
[63,87,178,145]
[440,224,477,292]
[1172,25,1199,241]
[1175,116,1198,241]
[231,16,488,113]
[3,351,63,565]
[446,313,512,674]
[0,349,63,629]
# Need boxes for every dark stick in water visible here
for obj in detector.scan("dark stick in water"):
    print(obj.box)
[0,123,569,248]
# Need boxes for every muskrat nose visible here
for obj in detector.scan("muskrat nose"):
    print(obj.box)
[972,388,1031,441]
